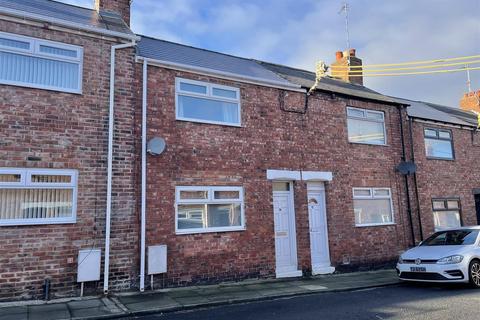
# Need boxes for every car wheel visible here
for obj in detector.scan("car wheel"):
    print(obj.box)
[469,260,480,288]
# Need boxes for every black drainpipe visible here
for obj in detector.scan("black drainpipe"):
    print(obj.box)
[408,117,424,241]
[398,105,416,246]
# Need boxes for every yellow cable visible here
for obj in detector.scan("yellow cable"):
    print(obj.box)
[331,60,480,73]
[472,111,480,129]
[346,66,480,77]
[331,54,480,69]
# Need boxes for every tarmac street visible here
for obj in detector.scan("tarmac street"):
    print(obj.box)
[134,283,480,320]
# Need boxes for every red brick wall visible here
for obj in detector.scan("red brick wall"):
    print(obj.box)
[95,0,131,25]
[0,20,138,300]
[411,121,480,237]
[139,65,411,287]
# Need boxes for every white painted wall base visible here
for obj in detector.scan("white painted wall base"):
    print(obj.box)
[312,266,335,275]
[276,270,303,278]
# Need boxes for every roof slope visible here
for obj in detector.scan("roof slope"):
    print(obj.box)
[137,36,299,89]
[0,0,134,36]
[256,60,402,105]
[396,97,477,127]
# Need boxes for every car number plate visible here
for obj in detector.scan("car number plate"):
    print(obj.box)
[410,267,426,272]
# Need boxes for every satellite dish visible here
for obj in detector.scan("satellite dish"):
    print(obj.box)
[396,161,417,175]
[147,137,166,155]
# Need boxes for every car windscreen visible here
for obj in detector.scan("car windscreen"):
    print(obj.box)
[421,230,479,246]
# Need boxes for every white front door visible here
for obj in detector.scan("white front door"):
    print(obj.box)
[273,182,301,278]
[307,182,335,275]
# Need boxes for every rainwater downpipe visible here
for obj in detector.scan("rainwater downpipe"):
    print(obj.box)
[397,105,416,247]
[140,59,148,292]
[408,117,424,241]
[104,40,136,294]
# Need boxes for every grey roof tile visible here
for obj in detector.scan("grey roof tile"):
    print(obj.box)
[256,60,402,105]
[0,0,133,36]
[137,36,300,88]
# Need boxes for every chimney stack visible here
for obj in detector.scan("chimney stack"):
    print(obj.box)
[330,49,363,86]
[460,90,480,113]
[95,0,131,26]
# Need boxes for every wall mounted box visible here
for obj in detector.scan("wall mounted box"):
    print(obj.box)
[148,245,167,275]
[77,249,101,282]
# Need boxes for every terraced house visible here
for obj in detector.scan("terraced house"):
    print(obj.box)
[0,0,138,300]
[1,0,479,300]
[403,98,480,243]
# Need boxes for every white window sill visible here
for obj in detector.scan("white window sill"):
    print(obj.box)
[355,223,396,228]
[176,226,246,235]
[0,79,82,95]
[348,141,389,147]
[426,156,454,161]
[176,117,242,127]
[0,217,77,226]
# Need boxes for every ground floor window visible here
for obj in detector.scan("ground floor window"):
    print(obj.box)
[175,186,244,234]
[0,168,77,226]
[353,188,393,226]
[432,198,461,231]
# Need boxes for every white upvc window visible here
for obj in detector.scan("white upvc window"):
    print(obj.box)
[432,199,461,231]
[424,128,454,160]
[0,32,83,94]
[175,78,241,126]
[175,186,245,234]
[0,168,78,226]
[353,187,394,227]
[347,107,386,145]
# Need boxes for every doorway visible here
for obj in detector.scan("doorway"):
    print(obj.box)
[307,182,335,274]
[273,182,301,278]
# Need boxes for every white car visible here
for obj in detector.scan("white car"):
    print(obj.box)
[397,227,480,287]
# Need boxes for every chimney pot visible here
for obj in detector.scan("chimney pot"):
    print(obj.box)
[330,48,363,86]
[460,90,480,113]
[335,51,343,61]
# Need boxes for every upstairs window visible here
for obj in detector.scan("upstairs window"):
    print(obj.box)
[432,199,461,231]
[353,188,393,226]
[175,186,245,234]
[0,32,83,93]
[424,128,454,160]
[175,78,241,126]
[0,168,78,226]
[347,107,386,145]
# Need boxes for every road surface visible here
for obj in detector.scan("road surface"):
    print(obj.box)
[130,282,480,320]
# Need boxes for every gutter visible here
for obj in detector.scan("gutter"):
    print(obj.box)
[317,89,404,108]
[140,59,147,292]
[0,7,139,41]
[104,40,137,294]
[409,117,476,130]
[135,56,305,93]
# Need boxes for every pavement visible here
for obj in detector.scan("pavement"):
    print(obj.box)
[0,269,399,320]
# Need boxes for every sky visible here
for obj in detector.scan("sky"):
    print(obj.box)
[62,0,479,107]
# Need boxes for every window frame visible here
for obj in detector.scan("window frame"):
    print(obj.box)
[424,127,455,160]
[0,31,83,94]
[352,187,395,227]
[0,168,78,226]
[175,186,245,234]
[175,77,242,127]
[346,107,387,146]
[431,198,462,231]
